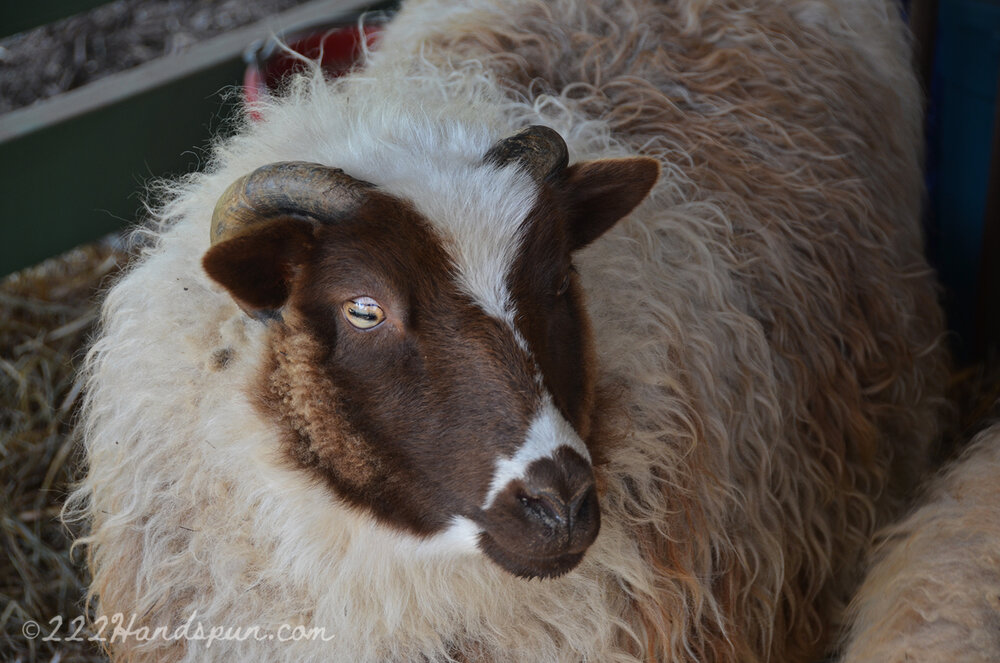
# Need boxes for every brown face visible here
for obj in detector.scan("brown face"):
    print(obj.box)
[202,137,659,579]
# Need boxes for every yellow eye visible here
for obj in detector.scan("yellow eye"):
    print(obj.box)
[342,297,385,330]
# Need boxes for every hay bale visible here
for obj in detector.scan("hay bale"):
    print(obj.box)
[1,240,124,663]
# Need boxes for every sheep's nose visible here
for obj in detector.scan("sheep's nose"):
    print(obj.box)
[477,446,601,577]
[518,453,599,553]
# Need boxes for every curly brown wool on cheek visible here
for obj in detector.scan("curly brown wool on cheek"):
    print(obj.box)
[249,194,550,535]
[259,319,383,491]
[256,315,541,536]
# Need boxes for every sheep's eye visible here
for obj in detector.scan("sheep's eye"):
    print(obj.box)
[342,297,385,330]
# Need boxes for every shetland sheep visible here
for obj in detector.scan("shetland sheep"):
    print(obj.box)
[70,0,948,661]
[837,422,1000,663]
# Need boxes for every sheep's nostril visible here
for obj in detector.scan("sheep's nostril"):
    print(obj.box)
[482,448,601,565]
[518,467,597,527]
[519,490,570,528]
[568,484,596,527]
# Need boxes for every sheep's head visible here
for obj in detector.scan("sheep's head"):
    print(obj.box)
[202,127,658,579]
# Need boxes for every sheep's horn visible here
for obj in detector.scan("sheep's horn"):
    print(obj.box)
[210,161,374,245]
[484,125,569,182]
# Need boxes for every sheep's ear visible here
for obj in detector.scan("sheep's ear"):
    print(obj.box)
[560,157,660,251]
[202,217,316,318]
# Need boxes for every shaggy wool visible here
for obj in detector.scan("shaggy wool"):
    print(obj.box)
[69,0,948,661]
[837,422,1000,663]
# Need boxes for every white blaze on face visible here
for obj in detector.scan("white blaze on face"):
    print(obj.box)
[388,161,539,337]
[386,155,592,532]
[482,395,592,510]
[403,163,593,514]
[438,167,538,337]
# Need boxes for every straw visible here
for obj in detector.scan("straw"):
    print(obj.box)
[1,240,126,663]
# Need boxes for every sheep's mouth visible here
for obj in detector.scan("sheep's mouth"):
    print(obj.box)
[476,531,589,579]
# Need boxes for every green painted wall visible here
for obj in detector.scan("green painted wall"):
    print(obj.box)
[1,0,113,38]
[0,58,244,274]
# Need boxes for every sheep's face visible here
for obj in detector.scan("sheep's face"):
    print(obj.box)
[203,131,658,579]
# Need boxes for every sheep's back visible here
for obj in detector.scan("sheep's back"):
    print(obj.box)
[376,0,947,658]
[839,424,1000,663]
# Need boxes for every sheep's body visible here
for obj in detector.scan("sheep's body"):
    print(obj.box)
[73,0,947,661]
[838,423,1000,663]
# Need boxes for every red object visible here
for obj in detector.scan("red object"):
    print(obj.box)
[243,16,388,118]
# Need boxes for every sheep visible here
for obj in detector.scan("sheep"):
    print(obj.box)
[836,422,1000,663]
[69,0,948,661]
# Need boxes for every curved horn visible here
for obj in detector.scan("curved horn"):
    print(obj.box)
[483,125,569,182]
[210,161,374,245]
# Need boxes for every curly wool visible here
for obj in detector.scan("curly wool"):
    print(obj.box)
[68,0,947,661]
[838,423,1000,663]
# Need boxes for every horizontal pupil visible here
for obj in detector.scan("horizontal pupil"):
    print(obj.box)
[350,307,379,321]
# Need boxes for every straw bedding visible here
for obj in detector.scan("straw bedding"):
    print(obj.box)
[1,241,125,663]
